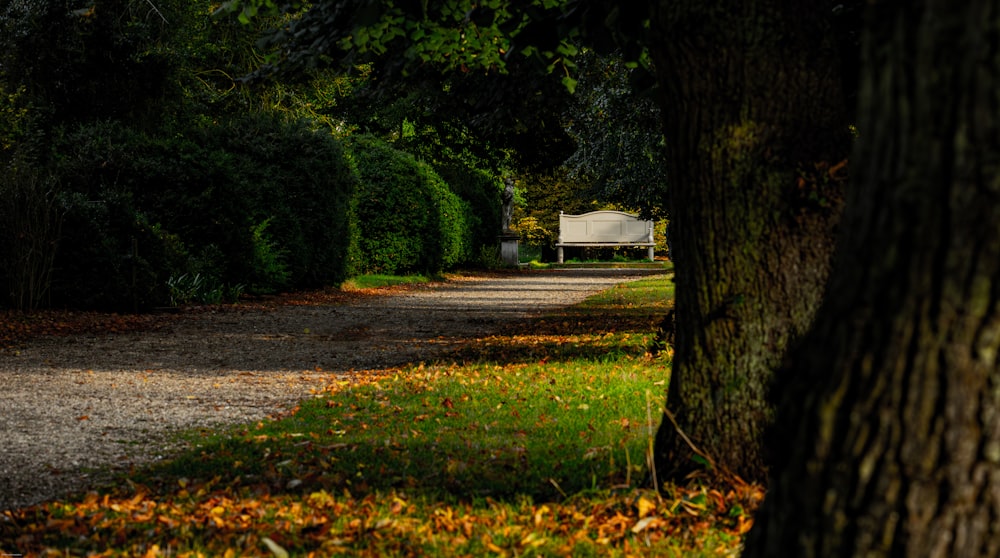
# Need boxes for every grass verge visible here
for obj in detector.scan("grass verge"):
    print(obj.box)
[340,274,435,291]
[1,274,763,557]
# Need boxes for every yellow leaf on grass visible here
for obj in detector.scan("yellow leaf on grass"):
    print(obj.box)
[637,496,657,518]
[533,505,550,526]
[520,531,547,548]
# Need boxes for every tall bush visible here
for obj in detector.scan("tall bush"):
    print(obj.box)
[42,115,357,310]
[427,163,499,260]
[0,156,63,310]
[348,136,473,275]
[395,128,504,261]
[52,188,169,311]
[215,114,359,289]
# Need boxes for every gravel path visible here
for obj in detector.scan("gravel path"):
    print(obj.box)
[0,269,664,511]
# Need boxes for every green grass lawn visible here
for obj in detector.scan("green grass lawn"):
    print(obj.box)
[340,274,435,291]
[1,273,762,557]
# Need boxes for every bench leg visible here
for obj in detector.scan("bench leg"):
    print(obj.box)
[648,246,654,262]
[557,247,564,264]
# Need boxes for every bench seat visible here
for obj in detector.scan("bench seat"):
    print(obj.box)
[555,211,655,263]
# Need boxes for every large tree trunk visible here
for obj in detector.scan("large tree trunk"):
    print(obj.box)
[647,1,851,482]
[744,0,1000,555]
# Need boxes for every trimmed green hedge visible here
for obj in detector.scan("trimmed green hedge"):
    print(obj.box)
[7,120,487,311]
[347,136,474,275]
[45,115,357,310]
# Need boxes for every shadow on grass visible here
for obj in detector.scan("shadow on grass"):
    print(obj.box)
[137,340,665,506]
[442,300,670,366]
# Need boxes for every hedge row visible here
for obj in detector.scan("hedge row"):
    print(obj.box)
[348,135,475,275]
[0,117,495,311]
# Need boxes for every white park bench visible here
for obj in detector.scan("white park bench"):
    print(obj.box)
[555,210,655,263]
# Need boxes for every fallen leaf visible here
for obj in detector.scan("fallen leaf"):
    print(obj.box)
[261,536,289,558]
[637,496,657,518]
[631,516,657,533]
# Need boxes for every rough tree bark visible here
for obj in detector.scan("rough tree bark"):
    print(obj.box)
[744,0,1000,555]
[646,1,851,482]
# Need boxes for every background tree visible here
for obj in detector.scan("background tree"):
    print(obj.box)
[512,169,600,249]
[563,50,667,220]
[744,0,1000,554]
[0,0,198,309]
[0,0,200,127]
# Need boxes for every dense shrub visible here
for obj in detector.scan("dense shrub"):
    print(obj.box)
[200,114,359,290]
[52,188,170,311]
[44,122,176,310]
[395,134,504,264]
[429,163,501,261]
[39,115,357,310]
[0,155,63,310]
[347,136,473,275]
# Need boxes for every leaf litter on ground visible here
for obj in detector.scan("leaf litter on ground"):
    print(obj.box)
[1,272,765,557]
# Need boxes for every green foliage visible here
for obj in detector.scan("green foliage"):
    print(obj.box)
[513,169,601,249]
[0,0,192,127]
[52,187,170,311]
[223,0,522,76]
[512,215,550,245]
[214,113,359,289]
[477,243,506,269]
[0,0,666,310]
[220,0,653,85]
[563,51,667,219]
[395,123,507,253]
[248,219,291,294]
[0,153,63,310]
[38,114,357,310]
[439,165,501,253]
[341,274,432,290]
[0,83,33,150]
[348,135,474,275]
[166,273,244,306]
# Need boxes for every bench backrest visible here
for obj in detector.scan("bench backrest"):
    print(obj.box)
[558,210,654,244]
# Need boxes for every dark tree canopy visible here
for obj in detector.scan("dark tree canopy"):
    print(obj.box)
[0,0,187,125]
[563,51,666,219]
[220,0,651,83]
[333,59,578,172]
